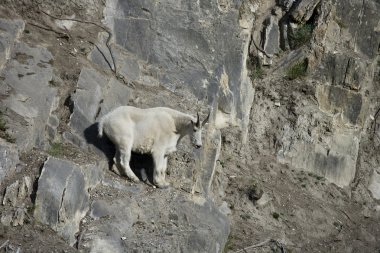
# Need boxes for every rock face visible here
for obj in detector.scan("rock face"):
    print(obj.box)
[80,177,229,253]
[0,40,58,151]
[0,18,24,69]
[368,169,380,200]
[248,0,379,187]
[101,0,254,136]
[0,0,378,252]
[34,157,105,246]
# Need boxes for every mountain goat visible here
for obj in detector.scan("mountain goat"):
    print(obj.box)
[98,106,209,188]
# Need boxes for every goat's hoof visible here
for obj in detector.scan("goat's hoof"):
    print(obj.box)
[127,177,140,183]
[154,181,170,189]
[157,184,170,189]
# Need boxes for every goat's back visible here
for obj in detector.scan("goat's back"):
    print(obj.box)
[100,106,184,143]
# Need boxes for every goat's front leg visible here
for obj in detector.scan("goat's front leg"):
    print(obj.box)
[152,151,170,188]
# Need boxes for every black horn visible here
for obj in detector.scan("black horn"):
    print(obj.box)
[202,110,210,127]
[196,112,201,127]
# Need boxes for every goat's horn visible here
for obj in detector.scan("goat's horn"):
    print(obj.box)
[196,112,201,127]
[202,110,210,127]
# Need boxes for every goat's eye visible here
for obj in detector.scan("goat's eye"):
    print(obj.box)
[193,129,197,132]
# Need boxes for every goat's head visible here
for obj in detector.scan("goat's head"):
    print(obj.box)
[190,112,210,149]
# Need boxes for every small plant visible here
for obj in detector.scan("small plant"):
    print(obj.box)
[0,111,15,143]
[240,213,251,220]
[248,55,264,80]
[307,172,325,181]
[223,234,235,253]
[0,112,6,131]
[247,179,263,202]
[48,79,59,87]
[286,59,308,80]
[48,142,64,157]
[272,212,280,219]
[289,23,314,49]
[250,66,264,80]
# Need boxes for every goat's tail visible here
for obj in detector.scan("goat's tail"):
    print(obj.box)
[98,117,104,138]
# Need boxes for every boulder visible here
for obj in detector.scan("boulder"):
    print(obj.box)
[0,139,19,185]
[290,0,320,23]
[34,157,106,246]
[262,15,280,65]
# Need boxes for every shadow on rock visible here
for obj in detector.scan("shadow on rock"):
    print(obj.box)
[84,123,115,167]
[84,122,155,184]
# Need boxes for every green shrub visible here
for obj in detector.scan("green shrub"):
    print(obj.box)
[289,23,314,48]
[286,59,308,80]
[250,66,264,80]
[0,111,7,131]
[48,142,64,157]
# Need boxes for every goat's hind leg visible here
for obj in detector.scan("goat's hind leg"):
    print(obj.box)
[111,149,122,175]
[118,145,139,183]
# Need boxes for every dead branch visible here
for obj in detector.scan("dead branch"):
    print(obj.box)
[28,22,69,39]
[251,34,273,59]
[233,238,285,253]
[38,9,117,74]
[0,240,9,250]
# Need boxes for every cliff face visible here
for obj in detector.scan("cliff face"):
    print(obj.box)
[0,0,379,252]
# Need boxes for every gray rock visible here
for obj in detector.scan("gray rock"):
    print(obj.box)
[262,15,280,62]
[46,114,60,140]
[290,0,320,22]
[192,128,222,196]
[0,139,19,185]
[335,0,380,58]
[81,189,229,253]
[88,33,141,82]
[34,157,106,246]
[2,176,32,208]
[368,169,380,200]
[0,42,57,151]
[1,211,13,226]
[277,120,360,187]
[12,207,26,226]
[66,67,132,150]
[278,0,296,11]
[316,53,368,93]
[2,180,19,207]
[18,176,32,201]
[0,18,25,69]
[316,85,366,126]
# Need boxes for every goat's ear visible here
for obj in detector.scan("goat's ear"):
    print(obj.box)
[196,112,201,127]
[202,111,210,127]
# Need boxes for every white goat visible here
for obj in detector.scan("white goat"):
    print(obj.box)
[98,106,209,188]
